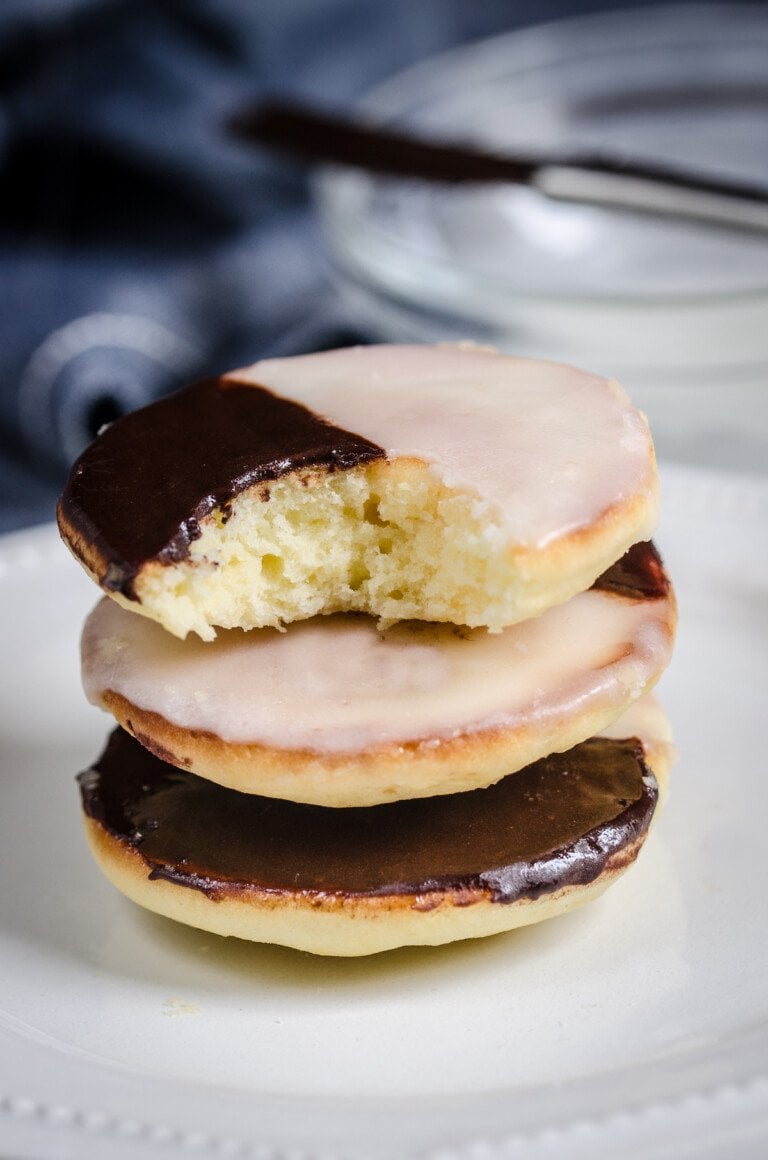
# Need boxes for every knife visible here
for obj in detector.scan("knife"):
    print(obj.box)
[231,100,768,233]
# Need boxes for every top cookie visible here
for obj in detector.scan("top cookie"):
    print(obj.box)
[58,344,658,640]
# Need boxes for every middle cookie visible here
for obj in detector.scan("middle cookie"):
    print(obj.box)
[82,542,676,807]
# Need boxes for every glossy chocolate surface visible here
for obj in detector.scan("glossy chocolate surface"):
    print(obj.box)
[58,377,385,597]
[79,730,657,903]
[593,540,669,600]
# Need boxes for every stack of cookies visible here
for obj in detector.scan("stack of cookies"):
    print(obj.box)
[58,344,677,957]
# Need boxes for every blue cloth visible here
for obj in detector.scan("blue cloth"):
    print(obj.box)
[0,0,666,531]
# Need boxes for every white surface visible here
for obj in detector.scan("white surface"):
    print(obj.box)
[1,464,767,1159]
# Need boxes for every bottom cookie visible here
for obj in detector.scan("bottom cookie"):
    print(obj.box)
[77,701,673,956]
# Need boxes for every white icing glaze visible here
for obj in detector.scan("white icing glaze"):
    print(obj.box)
[227,345,657,549]
[82,583,675,753]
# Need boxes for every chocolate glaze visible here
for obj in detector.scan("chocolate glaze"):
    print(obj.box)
[58,377,385,598]
[79,729,657,904]
[593,540,669,600]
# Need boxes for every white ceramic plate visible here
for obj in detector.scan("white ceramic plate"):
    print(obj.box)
[1,464,767,1160]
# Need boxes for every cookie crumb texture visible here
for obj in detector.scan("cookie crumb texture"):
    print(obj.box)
[138,458,552,640]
